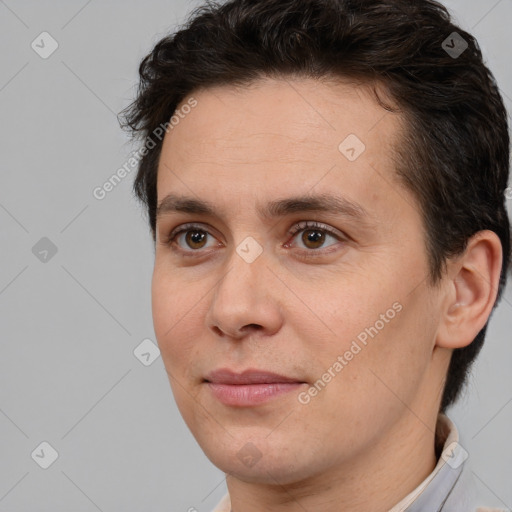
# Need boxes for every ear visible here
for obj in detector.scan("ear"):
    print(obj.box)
[436,230,503,349]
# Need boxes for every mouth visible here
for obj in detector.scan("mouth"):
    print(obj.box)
[204,368,307,407]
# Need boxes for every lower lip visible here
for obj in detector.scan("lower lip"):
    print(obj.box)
[206,382,304,406]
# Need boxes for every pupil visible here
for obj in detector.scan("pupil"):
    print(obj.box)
[188,230,206,247]
[304,229,324,248]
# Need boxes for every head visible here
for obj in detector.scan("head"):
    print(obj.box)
[120,0,510,487]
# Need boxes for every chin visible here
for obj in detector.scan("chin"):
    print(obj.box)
[199,434,321,486]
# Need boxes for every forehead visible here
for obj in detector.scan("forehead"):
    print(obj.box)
[156,76,410,220]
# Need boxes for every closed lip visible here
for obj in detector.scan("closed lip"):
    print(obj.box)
[204,368,306,385]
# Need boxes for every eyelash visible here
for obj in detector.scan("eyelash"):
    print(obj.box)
[163,221,347,260]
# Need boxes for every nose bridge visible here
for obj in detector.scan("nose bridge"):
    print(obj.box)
[216,236,266,308]
[206,235,281,337]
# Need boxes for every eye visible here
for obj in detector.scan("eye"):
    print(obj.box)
[285,221,346,255]
[164,223,220,256]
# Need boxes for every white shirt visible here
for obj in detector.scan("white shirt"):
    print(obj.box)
[211,414,506,512]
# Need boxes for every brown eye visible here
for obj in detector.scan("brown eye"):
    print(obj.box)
[184,229,208,249]
[301,229,326,249]
[165,223,219,255]
[288,221,344,252]
[285,221,348,260]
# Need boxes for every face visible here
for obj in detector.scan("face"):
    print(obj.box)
[152,77,448,486]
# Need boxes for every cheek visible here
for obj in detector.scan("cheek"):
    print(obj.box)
[151,271,207,423]
[303,273,434,391]
[300,275,391,354]
[151,266,202,374]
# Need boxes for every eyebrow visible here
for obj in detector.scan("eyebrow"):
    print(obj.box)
[156,193,371,224]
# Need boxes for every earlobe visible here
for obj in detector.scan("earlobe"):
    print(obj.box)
[436,230,503,350]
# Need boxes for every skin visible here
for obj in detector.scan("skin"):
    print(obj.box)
[151,77,502,511]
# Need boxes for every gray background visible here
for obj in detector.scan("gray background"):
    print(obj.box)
[0,1,511,511]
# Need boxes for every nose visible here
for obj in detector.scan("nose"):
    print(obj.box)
[205,241,283,340]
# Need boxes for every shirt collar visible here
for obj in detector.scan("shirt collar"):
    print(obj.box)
[390,413,467,511]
